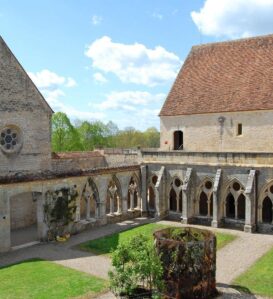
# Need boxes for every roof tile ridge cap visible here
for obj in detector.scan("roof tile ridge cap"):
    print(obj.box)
[191,33,273,50]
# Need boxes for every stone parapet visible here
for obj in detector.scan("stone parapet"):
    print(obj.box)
[141,150,273,166]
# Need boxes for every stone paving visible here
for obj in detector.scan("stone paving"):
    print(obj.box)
[1,218,273,299]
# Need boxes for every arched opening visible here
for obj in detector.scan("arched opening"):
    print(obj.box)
[237,194,246,220]
[226,193,235,218]
[262,196,272,223]
[169,188,177,212]
[173,130,183,150]
[199,191,208,216]
[148,186,155,211]
[179,191,183,212]
[128,177,139,210]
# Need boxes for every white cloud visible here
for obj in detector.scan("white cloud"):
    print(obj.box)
[42,88,105,120]
[66,77,77,87]
[93,91,165,111]
[28,69,76,89]
[92,15,102,26]
[29,69,102,120]
[152,12,163,20]
[85,36,181,86]
[93,72,108,84]
[191,0,273,38]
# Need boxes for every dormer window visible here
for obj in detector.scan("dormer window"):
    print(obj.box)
[237,123,242,136]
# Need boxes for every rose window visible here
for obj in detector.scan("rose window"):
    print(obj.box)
[0,126,22,154]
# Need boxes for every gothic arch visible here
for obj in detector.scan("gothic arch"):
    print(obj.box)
[258,180,273,223]
[223,178,245,220]
[128,174,140,210]
[196,177,214,217]
[106,175,122,215]
[81,177,100,219]
[168,176,183,214]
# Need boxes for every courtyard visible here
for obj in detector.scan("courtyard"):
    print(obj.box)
[0,218,273,299]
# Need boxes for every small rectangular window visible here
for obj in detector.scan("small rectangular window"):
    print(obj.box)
[237,123,242,136]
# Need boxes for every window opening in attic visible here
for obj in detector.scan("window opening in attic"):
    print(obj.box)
[173,130,183,150]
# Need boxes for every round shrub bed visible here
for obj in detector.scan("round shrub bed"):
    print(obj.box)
[154,227,217,299]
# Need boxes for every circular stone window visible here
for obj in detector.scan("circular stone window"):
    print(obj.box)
[0,125,22,154]
[205,181,213,189]
[174,178,182,187]
[232,182,241,191]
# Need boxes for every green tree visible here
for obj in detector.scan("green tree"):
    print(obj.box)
[51,112,83,152]
[144,127,160,148]
[109,234,163,297]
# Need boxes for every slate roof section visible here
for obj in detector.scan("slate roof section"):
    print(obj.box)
[160,34,273,116]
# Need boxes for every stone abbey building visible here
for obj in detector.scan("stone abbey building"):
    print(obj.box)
[1,34,273,253]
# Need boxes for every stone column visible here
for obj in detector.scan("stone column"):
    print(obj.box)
[109,185,117,215]
[140,165,148,216]
[95,202,100,219]
[128,182,137,210]
[244,170,257,233]
[36,192,48,241]
[86,195,91,219]
[181,190,189,224]
[117,195,122,215]
[0,189,11,252]
[211,169,222,228]
[137,192,141,210]
[181,168,193,224]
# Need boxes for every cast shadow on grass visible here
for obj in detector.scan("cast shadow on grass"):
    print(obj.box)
[217,283,258,299]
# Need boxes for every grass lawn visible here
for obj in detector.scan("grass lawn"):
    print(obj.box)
[232,247,273,297]
[80,223,236,255]
[0,259,108,299]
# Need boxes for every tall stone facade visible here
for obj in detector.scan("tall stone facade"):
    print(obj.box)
[0,37,53,176]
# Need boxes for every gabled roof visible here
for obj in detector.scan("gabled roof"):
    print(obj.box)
[0,36,53,114]
[160,34,273,116]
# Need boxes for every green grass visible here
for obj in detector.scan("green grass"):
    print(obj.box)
[0,259,108,299]
[216,231,237,250]
[233,247,273,297]
[80,223,236,255]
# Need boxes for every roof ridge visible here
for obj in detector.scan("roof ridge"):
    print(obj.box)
[192,33,273,50]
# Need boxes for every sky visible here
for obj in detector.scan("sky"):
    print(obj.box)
[1,0,273,130]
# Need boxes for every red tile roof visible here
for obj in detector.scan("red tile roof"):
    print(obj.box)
[52,151,103,159]
[160,34,273,116]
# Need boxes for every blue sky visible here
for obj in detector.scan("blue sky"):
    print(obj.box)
[1,0,273,130]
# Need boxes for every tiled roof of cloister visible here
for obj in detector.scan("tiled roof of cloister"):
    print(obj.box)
[160,34,273,116]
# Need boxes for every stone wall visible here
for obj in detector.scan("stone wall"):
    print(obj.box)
[0,165,142,253]
[141,150,273,166]
[160,110,273,152]
[145,161,273,233]
[52,155,107,173]
[10,192,37,229]
[0,37,52,176]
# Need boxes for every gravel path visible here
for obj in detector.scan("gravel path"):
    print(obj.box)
[1,219,273,299]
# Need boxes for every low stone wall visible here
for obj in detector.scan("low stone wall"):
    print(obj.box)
[141,150,273,166]
[52,155,107,173]
[106,210,142,224]
[257,223,273,234]
[154,227,217,299]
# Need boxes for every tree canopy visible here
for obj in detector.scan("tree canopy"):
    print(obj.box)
[51,112,160,152]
